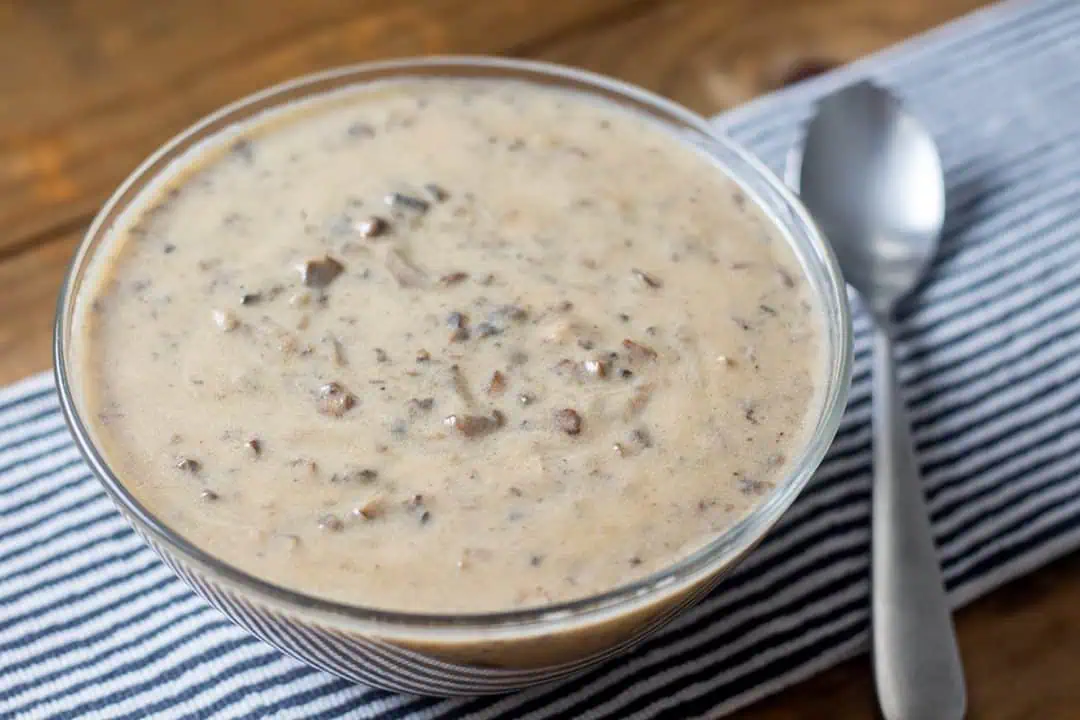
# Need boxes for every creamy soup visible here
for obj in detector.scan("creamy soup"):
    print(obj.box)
[74,79,824,613]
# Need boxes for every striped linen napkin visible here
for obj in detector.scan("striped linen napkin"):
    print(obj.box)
[4,0,1080,716]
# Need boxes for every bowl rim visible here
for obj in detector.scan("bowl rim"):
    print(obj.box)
[53,55,853,639]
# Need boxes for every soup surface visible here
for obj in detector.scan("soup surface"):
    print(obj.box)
[75,79,825,612]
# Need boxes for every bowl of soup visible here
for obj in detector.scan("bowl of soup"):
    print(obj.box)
[54,56,852,695]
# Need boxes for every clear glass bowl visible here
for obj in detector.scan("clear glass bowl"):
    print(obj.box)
[54,56,853,695]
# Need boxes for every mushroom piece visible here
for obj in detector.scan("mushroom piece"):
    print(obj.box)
[316,382,357,417]
[297,256,345,289]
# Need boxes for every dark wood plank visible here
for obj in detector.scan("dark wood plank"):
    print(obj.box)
[733,551,1080,719]
[0,0,989,255]
[0,231,78,385]
[0,0,648,252]
[533,0,991,116]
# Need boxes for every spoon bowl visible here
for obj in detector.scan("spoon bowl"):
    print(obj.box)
[790,81,946,321]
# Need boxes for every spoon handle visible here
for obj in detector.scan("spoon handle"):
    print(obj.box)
[871,325,966,720]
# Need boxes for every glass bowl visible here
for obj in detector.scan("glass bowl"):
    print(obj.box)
[54,56,853,696]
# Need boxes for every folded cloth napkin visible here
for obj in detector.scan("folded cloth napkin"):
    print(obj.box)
[3,0,1079,716]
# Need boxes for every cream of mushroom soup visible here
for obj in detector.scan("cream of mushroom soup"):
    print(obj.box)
[73,79,826,613]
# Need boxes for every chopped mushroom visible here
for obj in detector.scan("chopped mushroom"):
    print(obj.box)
[553,408,583,435]
[629,427,653,448]
[351,496,383,520]
[486,370,507,396]
[424,183,450,202]
[622,338,658,363]
[438,272,469,287]
[444,412,503,439]
[332,467,379,483]
[355,216,389,239]
[176,457,201,473]
[212,309,239,332]
[316,382,357,417]
[385,192,431,214]
[298,256,345,289]
[632,268,663,289]
[583,358,608,378]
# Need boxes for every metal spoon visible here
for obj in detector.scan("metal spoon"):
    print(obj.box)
[786,81,966,720]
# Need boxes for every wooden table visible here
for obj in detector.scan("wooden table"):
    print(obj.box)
[4,1,1078,717]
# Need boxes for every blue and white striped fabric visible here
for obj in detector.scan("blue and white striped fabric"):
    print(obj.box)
[4,0,1080,716]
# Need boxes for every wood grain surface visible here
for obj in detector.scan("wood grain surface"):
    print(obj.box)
[6,1,1080,718]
